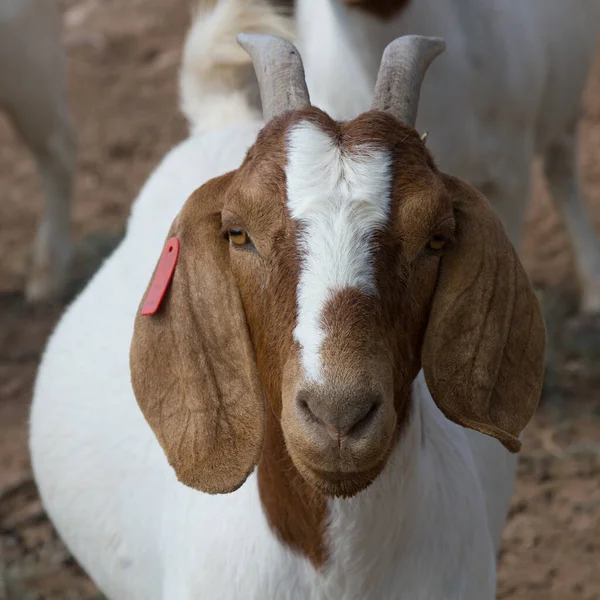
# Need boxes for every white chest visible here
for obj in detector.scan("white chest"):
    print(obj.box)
[150,429,495,600]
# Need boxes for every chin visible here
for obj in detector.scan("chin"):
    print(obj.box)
[292,451,391,499]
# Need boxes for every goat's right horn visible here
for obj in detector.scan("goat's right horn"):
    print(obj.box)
[238,33,311,121]
[372,35,446,128]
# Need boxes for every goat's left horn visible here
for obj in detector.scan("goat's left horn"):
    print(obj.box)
[238,33,311,121]
[372,35,446,127]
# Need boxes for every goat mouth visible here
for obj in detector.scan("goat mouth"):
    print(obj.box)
[296,460,387,499]
[283,430,396,498]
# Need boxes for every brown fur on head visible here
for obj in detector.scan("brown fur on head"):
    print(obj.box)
[129,105,545,499]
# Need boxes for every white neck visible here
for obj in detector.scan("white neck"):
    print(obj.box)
[317,372,496,599]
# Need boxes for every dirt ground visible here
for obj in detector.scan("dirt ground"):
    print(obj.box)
[0,1,599,598]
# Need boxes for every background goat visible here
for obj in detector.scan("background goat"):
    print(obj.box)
[0,0,76,303]
[29,1,545,597]
[295,0,600,319]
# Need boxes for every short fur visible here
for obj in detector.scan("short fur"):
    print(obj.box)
[286,120,392,382]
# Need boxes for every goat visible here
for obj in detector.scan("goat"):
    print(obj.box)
[0,0,76,303]
[295,0,600,315]
[29,2,545,598]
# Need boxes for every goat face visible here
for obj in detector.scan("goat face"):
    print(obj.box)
[130,108,545,498]
[129,34,545,497]
[224,109,452,497]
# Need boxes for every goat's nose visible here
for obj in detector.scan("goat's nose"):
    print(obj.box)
[296,390,382,440]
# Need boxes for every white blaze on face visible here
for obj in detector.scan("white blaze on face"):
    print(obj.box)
[285,121,392,382]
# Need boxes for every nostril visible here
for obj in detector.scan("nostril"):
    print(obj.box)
[297,393,321,425]
[296,391,383,439]
[345,401,381,438]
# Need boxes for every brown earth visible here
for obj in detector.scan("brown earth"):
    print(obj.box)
[0,1,599,598]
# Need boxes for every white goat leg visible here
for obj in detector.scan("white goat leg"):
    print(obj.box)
[0,0,76,303]
[543,133,600,313]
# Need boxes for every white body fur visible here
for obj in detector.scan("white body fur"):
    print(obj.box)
[31,1,517,598]
[0,0,76,302]
[296,0,600,311]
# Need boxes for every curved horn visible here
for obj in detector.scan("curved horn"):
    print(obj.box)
[238,33,311,121]
[372,35,446,127]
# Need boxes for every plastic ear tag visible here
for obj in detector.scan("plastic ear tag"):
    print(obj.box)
[141,237,180,316]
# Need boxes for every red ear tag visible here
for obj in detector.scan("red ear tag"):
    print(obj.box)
[141,237,180,316]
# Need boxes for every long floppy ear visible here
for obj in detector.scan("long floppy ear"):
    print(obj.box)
[422,174,546,453]
[129,173,265,494]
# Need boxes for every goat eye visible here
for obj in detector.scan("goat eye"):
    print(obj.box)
[427,236,447,251]
[229,229,249,246]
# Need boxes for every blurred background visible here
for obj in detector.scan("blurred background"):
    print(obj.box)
[0,0,599,598]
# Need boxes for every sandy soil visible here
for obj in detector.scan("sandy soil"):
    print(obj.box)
[0,1,599,598]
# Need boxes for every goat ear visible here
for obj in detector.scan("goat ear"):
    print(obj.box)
[130,173,265,494]
[422,174,546,453]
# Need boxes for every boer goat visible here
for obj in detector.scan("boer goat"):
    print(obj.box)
[0,0,76,302]
[30,14,545,600]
